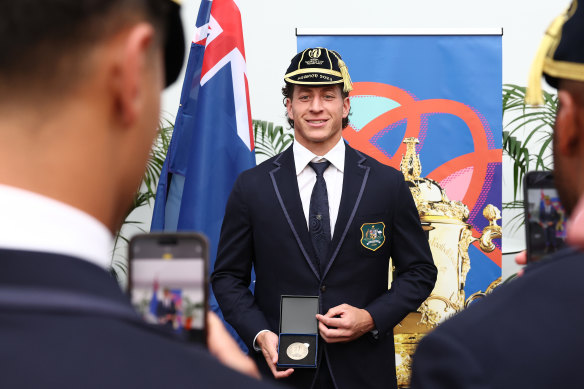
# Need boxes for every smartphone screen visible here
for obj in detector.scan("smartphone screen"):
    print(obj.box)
[524,171,567,262]
[128,233,208,344]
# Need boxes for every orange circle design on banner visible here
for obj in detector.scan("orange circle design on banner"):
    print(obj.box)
[343,81,499,213]
[343,82,501,266]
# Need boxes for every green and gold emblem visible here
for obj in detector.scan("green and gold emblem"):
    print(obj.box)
[360,222,385,251]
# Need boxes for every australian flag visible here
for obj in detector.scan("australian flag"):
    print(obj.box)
[151,0,255,350]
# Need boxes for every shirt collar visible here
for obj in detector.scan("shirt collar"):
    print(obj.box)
[0,184,114,269]
[293,137,346,175]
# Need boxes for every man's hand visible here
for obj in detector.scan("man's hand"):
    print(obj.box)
[316,303,375,343]
[206,311,261,379]
[514,251,527,277]
[256,330,294,379]
[516,195,584,278]
[515,251,527,266]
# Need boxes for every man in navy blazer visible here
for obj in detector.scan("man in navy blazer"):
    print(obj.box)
[410,2,584,388]
[0,1,282,388]
[212,48,437,389]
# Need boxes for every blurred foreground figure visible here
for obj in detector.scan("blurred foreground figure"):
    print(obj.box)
[411,2,584,388]
[0,1,280,387]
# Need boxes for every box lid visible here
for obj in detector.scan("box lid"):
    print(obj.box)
[279,295,319,334]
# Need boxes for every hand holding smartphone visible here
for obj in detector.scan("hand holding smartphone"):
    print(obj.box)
[524,171,567,262]
[128,233,209,344]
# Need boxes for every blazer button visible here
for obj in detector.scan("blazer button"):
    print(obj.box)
[320,285,326,293]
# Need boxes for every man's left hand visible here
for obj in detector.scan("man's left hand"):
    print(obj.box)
[316,303,375,343]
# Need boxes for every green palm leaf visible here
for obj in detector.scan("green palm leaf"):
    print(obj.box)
[502,84,557,203]
[253,120,293,158]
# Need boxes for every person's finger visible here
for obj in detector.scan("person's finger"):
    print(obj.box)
[206,312,261,379]
[323,304,347,318]
[260,344,277,372]
[515,251,527,266]
[316,314,345,328]
[320,326,347,339]
[319,320,350,343]
[272,368,294,379]
[318,320,332,342]
[266,339,279,365]
[567,196,584,246]
[264,347,293,379]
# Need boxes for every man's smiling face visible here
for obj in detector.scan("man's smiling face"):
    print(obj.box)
[286,85,350,154]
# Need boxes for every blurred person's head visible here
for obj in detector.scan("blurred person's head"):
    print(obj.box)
[528,0,584,217]
[0,0,184,232]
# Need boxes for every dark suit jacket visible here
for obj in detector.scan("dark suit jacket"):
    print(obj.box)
[212,142,436,389]
[410,247,584,389]
[539,202,559,224]
[0,249,281,389]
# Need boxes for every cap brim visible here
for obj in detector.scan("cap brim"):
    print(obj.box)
[284,70,344,86]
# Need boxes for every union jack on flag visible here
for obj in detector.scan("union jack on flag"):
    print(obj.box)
[151,0,256,350]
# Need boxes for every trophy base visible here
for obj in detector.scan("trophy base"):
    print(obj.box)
[393,312,433,388]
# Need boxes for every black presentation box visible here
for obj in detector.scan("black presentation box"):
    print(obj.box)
[277,295,319,368]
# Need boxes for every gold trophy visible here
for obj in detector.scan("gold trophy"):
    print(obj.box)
[393,138,502,387]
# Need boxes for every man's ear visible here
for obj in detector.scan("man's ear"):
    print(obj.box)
[555,90,580,156]
[111,23,156,128]
[286,98,294,121]
[342,96,350,118]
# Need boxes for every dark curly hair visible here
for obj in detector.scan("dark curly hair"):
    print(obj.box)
[281,83,351,129]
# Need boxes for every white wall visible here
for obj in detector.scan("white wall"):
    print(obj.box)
[136,0,569,280]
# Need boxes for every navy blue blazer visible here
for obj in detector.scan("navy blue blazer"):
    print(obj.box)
[0,249,281,389]
[411,247,584,389]
[212,142,436,389]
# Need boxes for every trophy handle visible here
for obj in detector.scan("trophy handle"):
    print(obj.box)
[478,204,502,253]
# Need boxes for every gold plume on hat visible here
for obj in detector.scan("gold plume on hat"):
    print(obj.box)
[525,5,573,105]
[330,51,353,93]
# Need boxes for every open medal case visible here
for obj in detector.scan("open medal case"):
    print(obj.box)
[277,295,319,368]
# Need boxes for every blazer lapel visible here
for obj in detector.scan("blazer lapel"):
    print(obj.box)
[323,143,370,278]
[269,147,320,279]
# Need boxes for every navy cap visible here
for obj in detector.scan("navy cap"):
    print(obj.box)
[284,47,353,92]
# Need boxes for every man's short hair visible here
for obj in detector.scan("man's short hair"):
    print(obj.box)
[281,83,351,130]
[0,0,173,98]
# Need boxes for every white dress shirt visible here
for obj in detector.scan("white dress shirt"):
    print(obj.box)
[254,137,346,350]
[293,137,345,235]
[0,184,114,269]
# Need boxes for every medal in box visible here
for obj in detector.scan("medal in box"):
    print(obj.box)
[277,295,319,368]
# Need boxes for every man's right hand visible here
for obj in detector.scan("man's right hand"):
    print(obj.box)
[256,330,294,379]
